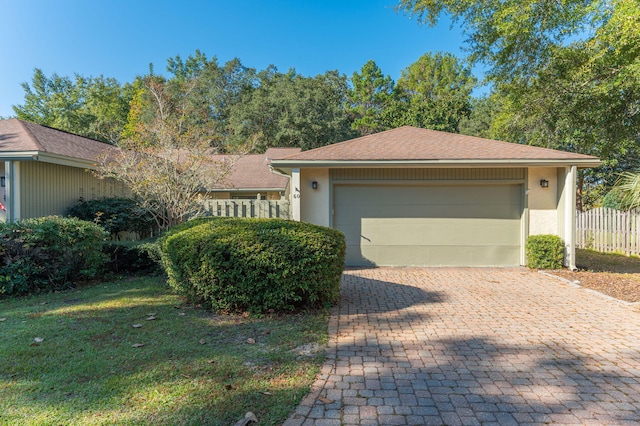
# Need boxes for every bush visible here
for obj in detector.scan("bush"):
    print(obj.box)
[66,197,157,238]
[526,234,565,269]
[103,239,161,275]
[0,216,109,296]
[602,187,633,210]
[159,218,345,313]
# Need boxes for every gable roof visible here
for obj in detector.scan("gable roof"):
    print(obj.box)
[212,147,301,191]
[0,118,116,167]
[271,126,601,168]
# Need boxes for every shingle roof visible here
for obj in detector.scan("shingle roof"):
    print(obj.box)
[0,118,116,162]
[213,147,301,190]
[276,126,600,163]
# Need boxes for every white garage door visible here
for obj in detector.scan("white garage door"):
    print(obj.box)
[334,184,523,267]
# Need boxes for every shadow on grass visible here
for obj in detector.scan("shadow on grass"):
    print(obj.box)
[576,248,640,273]
[0,276,327,425]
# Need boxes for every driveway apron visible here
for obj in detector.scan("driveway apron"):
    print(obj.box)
[285,268,640,426]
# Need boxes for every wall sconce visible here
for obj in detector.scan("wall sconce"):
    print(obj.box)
[311,181,318,190]
[540,179,549,188]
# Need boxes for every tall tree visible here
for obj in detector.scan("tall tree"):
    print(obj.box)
[346,60,395,136]
[399,0,640,209]
[397,0,604,84]
[385,52,475,132]
[458,94,503,139]
[98,72,232,230]
[228,68,355,152]
[13,69,131,143]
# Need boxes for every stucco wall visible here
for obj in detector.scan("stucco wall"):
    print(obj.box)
[528,167,559,236]
[300,168,330,226]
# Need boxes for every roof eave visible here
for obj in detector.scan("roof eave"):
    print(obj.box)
[270,159,603,169]
[209,187,287,192]
[0,151,40,161]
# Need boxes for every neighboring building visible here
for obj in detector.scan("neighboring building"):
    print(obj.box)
[0,119,298,222]
[209,148,301,200]
[0,119,127,222]
[270,126,601,269]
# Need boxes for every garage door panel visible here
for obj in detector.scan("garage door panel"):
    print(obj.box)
[349,245,521,267]
[334,184,523,267]
[359,218,521,246]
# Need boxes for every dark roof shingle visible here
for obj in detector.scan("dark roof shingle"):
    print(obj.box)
[212,147,301,190]
[277,126,599,162]
[0,118,116,162]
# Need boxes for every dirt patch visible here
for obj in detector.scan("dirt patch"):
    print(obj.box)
[549,269,640,303]
[546,249,640,304]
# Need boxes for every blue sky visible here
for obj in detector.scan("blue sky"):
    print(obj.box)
[0,0,475,119]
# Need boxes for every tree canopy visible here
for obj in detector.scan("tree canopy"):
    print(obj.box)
[399,0,640,209]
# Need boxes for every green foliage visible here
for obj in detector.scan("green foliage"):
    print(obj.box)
[602,187,633,210]
[609,171,640,210]
[13,69,132,144]
[397,0,604,83]
[459,95,503,139]
[526,234,565,270]
[66,197,157,238]
[159,218,345,313]
[103,239,161,274]
[0,216,109,296]
[400,0,640,209]
[346,60,396,136]
[228,67,356,152]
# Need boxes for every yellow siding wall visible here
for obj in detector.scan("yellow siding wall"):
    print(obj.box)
[20,161,129,219]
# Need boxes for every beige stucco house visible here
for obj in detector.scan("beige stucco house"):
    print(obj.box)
[0,118,128,222]
[270,126,601,269]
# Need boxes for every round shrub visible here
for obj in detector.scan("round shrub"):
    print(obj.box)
[0,216,109,296]
[159,218,345,313]
[526,234,565,269]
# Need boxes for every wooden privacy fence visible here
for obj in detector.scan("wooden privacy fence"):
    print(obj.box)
[576,207,640,255]
[202,199,290,219]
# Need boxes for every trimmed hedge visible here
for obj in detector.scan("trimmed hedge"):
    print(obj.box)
[159,217,345,313]
[526,234,565,269]
[0,216,109,296]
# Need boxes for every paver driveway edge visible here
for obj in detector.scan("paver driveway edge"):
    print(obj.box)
[284,267,640,426]
[539,270,640,308]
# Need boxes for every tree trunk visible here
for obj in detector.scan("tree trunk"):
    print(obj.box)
[576,169,584,212]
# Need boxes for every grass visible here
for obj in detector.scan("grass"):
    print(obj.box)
[576,248,640,273]
[0,276,328,425]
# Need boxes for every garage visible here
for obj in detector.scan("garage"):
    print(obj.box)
[270,126,602,269]
[333,183,523,267]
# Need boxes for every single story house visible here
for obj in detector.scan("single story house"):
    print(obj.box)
[0,119,298,222]
[270,126,601,269]
[210,148,301,200]
[0,118,128,222]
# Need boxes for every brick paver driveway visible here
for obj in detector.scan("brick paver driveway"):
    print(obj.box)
[285,268,640,425]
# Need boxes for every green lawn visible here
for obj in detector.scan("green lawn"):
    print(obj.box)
[576,248,640,273]
[0,276,328,425]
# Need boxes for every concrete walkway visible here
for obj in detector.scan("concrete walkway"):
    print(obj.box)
[284,268,640,425]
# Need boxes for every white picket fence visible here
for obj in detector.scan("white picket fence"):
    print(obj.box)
[576,207,640,255]
[202,199,290,219]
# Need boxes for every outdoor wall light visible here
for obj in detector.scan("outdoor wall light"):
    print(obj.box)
[312,181,318,190]
[540,179,549,188]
